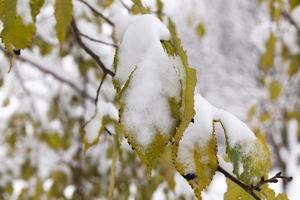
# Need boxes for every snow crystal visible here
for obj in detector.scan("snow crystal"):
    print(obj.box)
[115,15,182,148]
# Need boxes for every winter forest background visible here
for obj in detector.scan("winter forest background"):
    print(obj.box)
[0,0,300,199]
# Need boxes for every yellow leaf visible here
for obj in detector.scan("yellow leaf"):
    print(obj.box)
[288,55,300,77]
[269,80,282,101]
[54,0,73,45]
[260,34,276,72]
[195,22,206,38]
[224,179,254,200]
[30,0,45,22]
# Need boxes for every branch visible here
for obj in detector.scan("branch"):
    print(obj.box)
[71,18,115,77]
[79,32,118,48]
[119,0,131,12]
[82,73,107,128]
[252,172,292,192]
[282,11,300,34]
[76,0,114,26]
[217,166,260,200]
[217,166,292,200]
[0,47,95,102]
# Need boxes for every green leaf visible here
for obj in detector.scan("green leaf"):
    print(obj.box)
[0,0,35,51]
[30,0,45,22]
[54,0,73,46]
[226,133,271,185]
[269,80,282,101]
[21,159,37,180]
[195,22,206,38]
[260,33,276,72]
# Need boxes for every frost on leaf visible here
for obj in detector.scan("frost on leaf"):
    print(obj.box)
[113,15,183,171]
[176,94,217,198]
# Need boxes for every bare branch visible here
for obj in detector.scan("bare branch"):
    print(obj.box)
[252,172,292,192]
[79,32,118,48]
[82,73,107,128]
[71,18,115,77]
[119,0,131,12]
[77,0,114,26]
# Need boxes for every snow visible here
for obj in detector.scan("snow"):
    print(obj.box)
[214,109,256,146]
[177,93,256,174]
[177,94,215,173]
[114,14,182,148]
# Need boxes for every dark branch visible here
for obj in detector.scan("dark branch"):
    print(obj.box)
[82,73,107,128]
[79,32,118,48]
[252,172,292,192]
[217,166,292,200]
[217,166,260,200]
[77,0,114,26]
[119,0,131,12]
[71,18,115,77]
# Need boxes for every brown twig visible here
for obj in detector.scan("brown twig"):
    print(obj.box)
[252,172,292,192]
[79,32,118,48]
[76,0,114,26]
[217,166,292,200]
[217,166,260,200]
[71,18,115,77]
[119,0,131,12]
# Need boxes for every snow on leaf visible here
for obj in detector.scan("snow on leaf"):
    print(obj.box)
[114,15,182,171]
[54,0,73,46]
[30,0,45,22]
[217,111,271,185]
[175,94,217,199]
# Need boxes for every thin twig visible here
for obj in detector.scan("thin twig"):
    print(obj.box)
[119,0,131,12]
[71,18,115,77]
[82,73,107,128]
[77,0,114,26]
[79,32,118,48]
[252,172,292,191]
[0,47,94,102]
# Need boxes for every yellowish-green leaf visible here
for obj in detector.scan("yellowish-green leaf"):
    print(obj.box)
[290,0,300,10]
[0,0,35,51]
[54,0,73,46]
[226,133,271,185]
[260,33,276,72]
[195,22,206,38]
[224,179,254,200]
[259,111,270,122]
[247,105,257,121]
[191,136,218,199]
[269,80,282,101]
[288,55,300,77]
[30,0,45,22]
[131,0,150,14]
[1,17,35,51]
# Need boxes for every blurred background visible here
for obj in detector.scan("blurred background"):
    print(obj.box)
[0,0,299,199]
